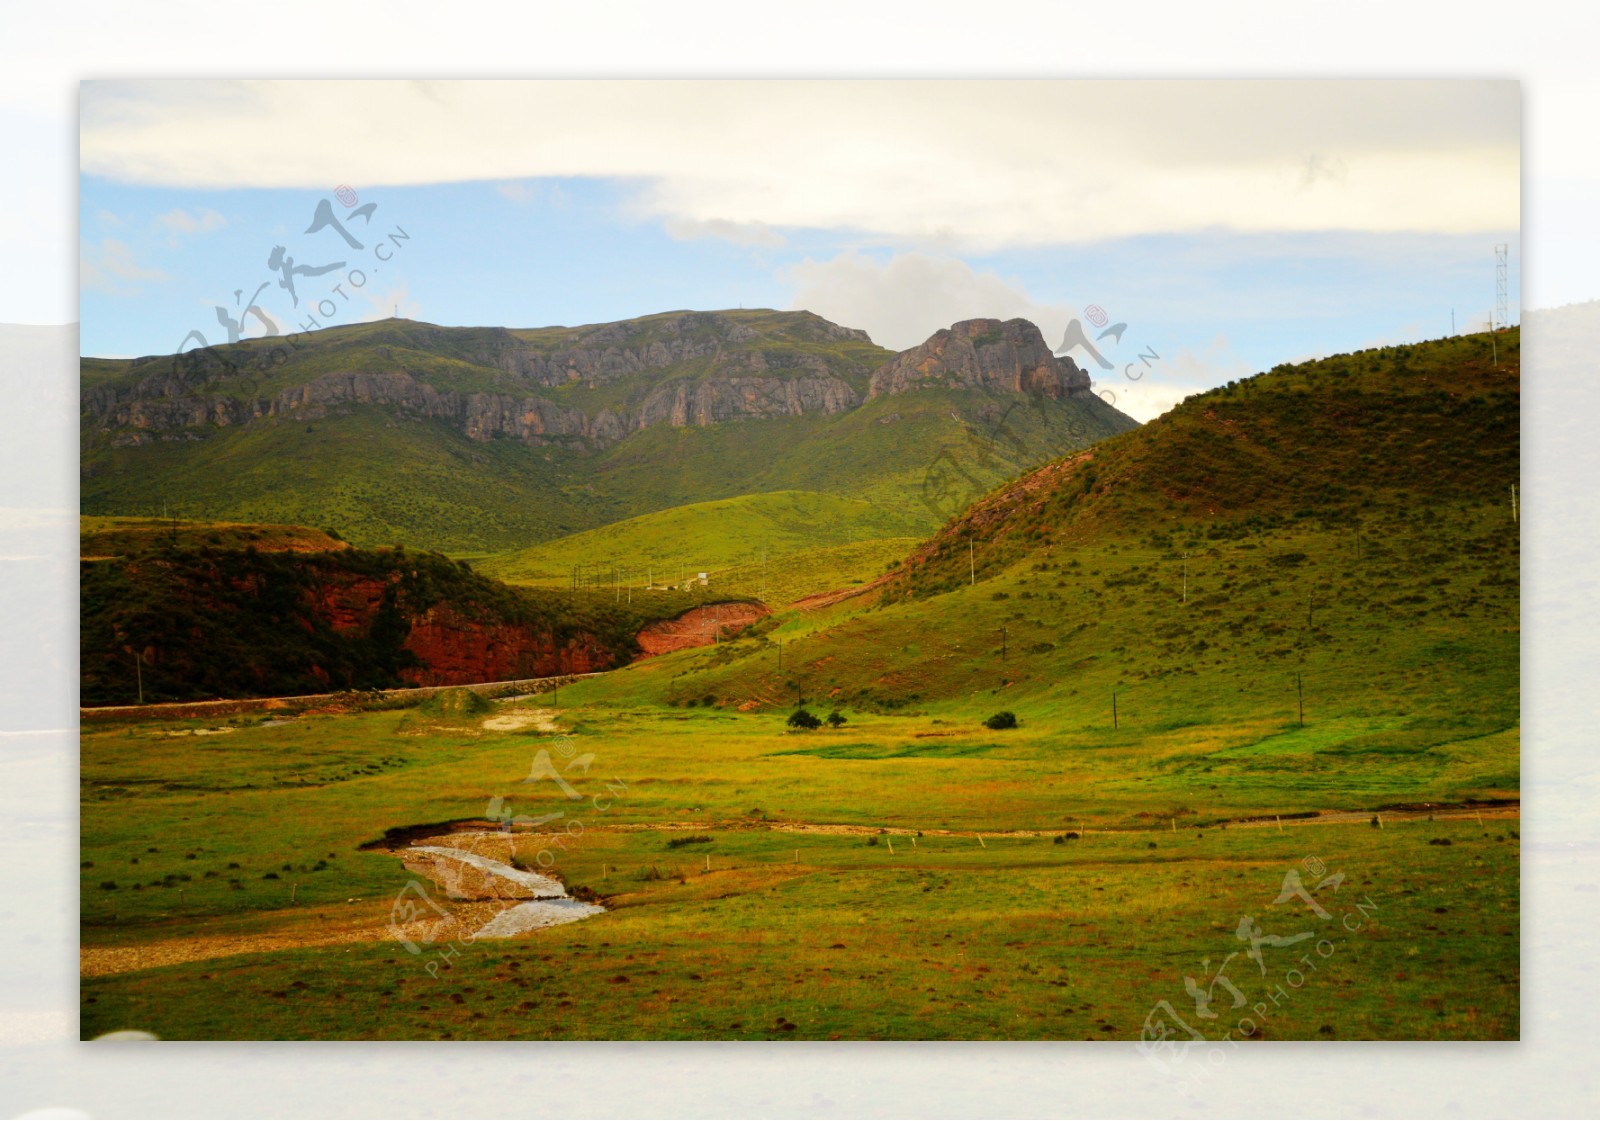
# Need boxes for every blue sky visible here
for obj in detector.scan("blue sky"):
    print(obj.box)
[78,80,1521,421]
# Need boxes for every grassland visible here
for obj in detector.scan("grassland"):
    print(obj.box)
[478,490,922,601]
[79,330,1518,1041]
[80,515,349,559]
[79,696,1517,1042]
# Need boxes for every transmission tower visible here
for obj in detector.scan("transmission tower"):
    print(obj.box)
[1495,243,1508,331]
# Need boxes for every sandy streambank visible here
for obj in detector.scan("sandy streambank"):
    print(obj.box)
[400,833,604,937]
[81,834,605,979]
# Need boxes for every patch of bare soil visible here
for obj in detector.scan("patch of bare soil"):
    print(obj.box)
[636,602,770,657]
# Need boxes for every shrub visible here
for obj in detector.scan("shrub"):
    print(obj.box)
[666,834,713,849]
[984,711,1018,730]
[419,688,491,719]
[788,708,821,731]
[826,710,847,728]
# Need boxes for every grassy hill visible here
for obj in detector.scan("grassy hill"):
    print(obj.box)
[556,329,1520,809]
[478,490,924,588]
[81,515,349,559]
[80,529,740,705]
[81,313,1137,554]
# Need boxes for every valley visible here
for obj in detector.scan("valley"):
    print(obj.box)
[78,320,1520,1043]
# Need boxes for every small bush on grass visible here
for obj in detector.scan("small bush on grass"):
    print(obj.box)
[788,708,821,730]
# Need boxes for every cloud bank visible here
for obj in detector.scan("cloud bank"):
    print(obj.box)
[82,80,1519,250]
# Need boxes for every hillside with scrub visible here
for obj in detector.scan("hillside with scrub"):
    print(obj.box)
[559,328,1521,815]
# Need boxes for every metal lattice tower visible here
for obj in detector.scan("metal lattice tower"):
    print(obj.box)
[1495,243,1508,331]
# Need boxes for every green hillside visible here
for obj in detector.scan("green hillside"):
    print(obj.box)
[478,490,923,587]
[557,329,1520,809]
[81,312,1137,554]
[81,515,349,559]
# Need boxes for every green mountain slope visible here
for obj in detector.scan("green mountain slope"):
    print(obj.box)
[81,311,1137,553]
[558,330,1520,807]
[478,490,924,587]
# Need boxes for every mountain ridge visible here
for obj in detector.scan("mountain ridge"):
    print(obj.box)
[83,309,1094,448]
[80,310,1135,553]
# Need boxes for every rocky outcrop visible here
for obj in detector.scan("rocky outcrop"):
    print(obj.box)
[82,312,1092,450]
[867,318,1091,401]
[300,574,619,684]
[399,603,615,686]
[83,309,875,447]
[86,367,859,446]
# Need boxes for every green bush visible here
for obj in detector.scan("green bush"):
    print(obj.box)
[666,834,713,849]
[787,708,822,730]
[984,711,1018,730]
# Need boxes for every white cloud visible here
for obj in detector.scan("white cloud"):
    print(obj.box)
[80,80,1520,250]
[781,252,1260,423]
[157,207,226,234]
[355,282,421,324]
[662,217,786,248]
[783,251,1077,351]
[1089,333,1253,423]
[1093,380,1209,424]
[79,238,167,296]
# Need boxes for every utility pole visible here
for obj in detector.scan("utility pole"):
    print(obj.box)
[133,650,143,705]
[1112,686,1118,730]
[1495,243,1508,331]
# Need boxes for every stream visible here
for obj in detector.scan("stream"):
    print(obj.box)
[405,838,605,938]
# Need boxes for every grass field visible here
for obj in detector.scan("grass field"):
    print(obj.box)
[79,694,1517,1042]
[79,330,1519,1042]
[477,490,924,594]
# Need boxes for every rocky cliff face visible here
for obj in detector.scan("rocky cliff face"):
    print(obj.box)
[303,572,622,685]
[867,318,1091,400]
[83,311,1092,450]
[396,602,616,686]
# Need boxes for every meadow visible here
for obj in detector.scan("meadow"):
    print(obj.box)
[79,330,1519,1042]
[80,671,1518,1041]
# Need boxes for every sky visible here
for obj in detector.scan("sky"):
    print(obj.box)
[77,79,1521,421]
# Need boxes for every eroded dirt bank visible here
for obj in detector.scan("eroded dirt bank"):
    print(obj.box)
[635,601,770,656]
